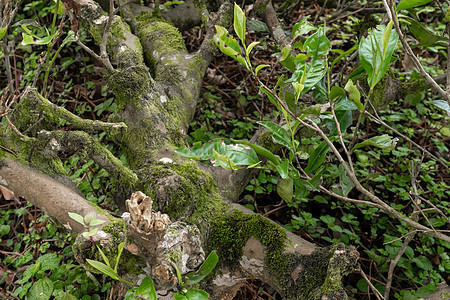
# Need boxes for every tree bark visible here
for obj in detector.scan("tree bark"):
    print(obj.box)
[0,0,358,298]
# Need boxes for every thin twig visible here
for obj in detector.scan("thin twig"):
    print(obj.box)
[384,160,420,299]
[359,265,386,300]
[100,0,114,71]
[259,82,450,243]
[364,108,449,170]
[381,0,450,104]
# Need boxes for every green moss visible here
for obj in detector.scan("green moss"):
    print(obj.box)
[258,130,281,153]
[143,161,227,231]
[209,210,287,271]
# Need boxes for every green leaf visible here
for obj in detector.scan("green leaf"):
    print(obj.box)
[86,260,120,280]
[396,0,433,11]
[214,26,247,68]
[329,86,346,102]
[173,294,188,300]
[276,159,290,179]
[233,4,246,45]
[352,134,398,151]
[305,141,329,173]
[340,169,355,196]
[54,292,78,300]
[28,278,53,300]
[331,43,358,67]
[184,289,209,300]
[68,212,85,225]
[88,219,106,226]
[412,255,433,271]
[277,177,293,204]
[246,41,259,58]
[134,276,157,300]
[359,24,398,89]
[257,121,294,152]
[292,19,316,39]
[0,26,7,41]
[213,149,237,170]
[17,263,40,284]
[279,46,296,71]
[405,17,448,47]
[304,27,331,60]
[255,64,269,76]
[344,79,363,111]
[183,251,219,286]
[232,139,282,166]
[36,252,61,271]
[114,242,125,273]
[82,227,98,238]
[430,100,450,116]
[324,109,353,136]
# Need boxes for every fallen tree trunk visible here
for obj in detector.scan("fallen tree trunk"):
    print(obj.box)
[0,0,359,298]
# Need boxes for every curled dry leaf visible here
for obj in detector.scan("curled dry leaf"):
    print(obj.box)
[0,185,19,203]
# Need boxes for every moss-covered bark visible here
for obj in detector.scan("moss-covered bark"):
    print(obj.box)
[0,0,358,298]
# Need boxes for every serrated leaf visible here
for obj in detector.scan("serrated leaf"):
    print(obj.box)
[246,41,259,58]
[412,255,433,271]
[323,109,353,136]
[184,251,218,286]
[277,177,293,204]
[329,86,346,102]
[276,159,290,179]
[255,64,269,76]
[17,263,40,284]
[54,292,78,300]
[344,79,363,111]
[232,139,281,166]
[213,149,238,170]
[359,24,398,89]
[352,134,398,151]
[86,260,120,280]
[305,141,329,173]
[36,252,61,271]
[396,0,433,11]
[292,19,316,38]
[257,121,294,152]
[28,278,53,300]
[405,17,448,48]
[214,26,247,68]
[304,27,331,60]
[134,276,157,300]
[233,3,246,45]
[289,59,327,97]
